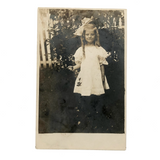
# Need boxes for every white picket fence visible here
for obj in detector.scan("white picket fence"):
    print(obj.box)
[38,9,124,68]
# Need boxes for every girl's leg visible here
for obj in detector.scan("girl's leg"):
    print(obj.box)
[78,96,93,132]
[92,94,105,132]
[95,94,105,114]
[74,93,82,123]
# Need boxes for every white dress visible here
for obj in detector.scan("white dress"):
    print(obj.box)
[73,46,110,96]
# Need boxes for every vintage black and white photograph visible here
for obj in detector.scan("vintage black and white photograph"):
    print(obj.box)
[2,0,160,158]
[36,8,126,149]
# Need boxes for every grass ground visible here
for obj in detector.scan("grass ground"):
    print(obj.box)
[38,66,124,133]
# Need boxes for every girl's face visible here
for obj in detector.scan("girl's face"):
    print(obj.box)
[85,29,95,44]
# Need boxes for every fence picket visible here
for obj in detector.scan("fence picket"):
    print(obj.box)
[39,19,46,68]
[46,10,52,68]
[119,17,122,27]
[37,30,40,68]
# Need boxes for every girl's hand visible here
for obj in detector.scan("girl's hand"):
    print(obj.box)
[68,66,74,71]
[107,52,111,57]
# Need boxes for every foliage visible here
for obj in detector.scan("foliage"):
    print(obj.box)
[44,9,125,72]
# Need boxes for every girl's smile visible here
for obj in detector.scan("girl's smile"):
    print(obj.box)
[85,29,95,44]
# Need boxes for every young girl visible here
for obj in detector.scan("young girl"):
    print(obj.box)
[68,22,111,131]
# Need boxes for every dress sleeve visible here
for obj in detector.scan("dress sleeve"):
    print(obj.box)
[73,47,83,63]
[98,47,109,65]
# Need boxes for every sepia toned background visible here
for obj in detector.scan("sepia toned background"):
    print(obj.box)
[38,8,125,133]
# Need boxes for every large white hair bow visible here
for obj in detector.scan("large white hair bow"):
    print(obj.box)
[74,17,93,36]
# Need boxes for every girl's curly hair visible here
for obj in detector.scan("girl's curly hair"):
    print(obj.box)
[81,23,100,58]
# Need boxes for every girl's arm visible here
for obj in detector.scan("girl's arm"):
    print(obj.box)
[100,65,105,82]
[68,61,81,71]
